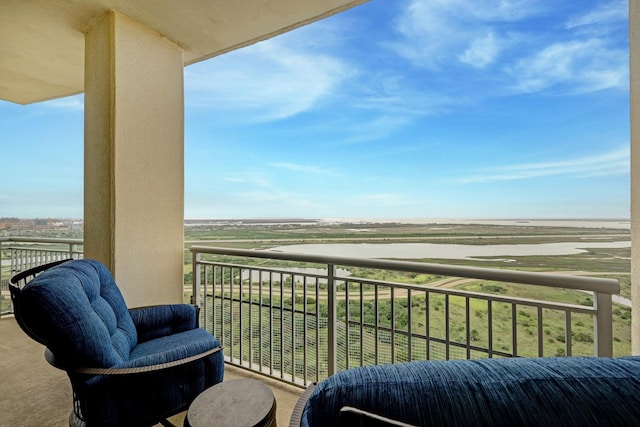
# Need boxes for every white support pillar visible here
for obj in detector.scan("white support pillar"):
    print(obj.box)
[84,11,185,307]
[631,0,640,355]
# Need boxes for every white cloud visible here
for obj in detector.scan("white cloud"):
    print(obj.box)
[392,1,627,97]
[337,115,415,144]
[393,0,543,69]
[507,39,628,94]
[185,34,354,121]
[460,147,629,183]
[459,32,501,68]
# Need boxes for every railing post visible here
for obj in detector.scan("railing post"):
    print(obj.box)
[192,252,202,308]
[594,291,614,357]
[70,243,80,259]
[10,248,17,275]
[327,263,337,376]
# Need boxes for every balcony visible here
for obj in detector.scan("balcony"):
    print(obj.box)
[2,2,638,424]
[2,237,625,399]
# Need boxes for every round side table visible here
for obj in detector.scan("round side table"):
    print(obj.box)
[184,379,277,427]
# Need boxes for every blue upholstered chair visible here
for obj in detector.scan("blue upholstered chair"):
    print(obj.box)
[9,259,224,427]
[292,356,640,427]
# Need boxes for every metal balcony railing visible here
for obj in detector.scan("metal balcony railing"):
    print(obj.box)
[1,237,622,388]
[191,246,620,387]
[0,237,83,315]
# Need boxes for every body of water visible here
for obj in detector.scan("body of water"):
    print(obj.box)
[269,241,631,260]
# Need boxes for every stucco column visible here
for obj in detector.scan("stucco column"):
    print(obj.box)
[631,0,640,355]
[84,11,184,307]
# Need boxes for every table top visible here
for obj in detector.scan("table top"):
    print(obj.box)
[186,379,277,427]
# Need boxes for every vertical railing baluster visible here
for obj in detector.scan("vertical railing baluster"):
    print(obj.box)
[279,273,284,379]
[360,281,364,367]
[512,304,518,357]
[248,267,253,368]
[327,264,337,377]
[465,296,471,360]
[488,300,494,358]
[345,278,350,369]
[391,287,395,363]
[425,291,430,360]
[192,253,201,308]
[204,265,210,332]
[259,270,263,372]
[269,272,274,376]
[230,267,235,362]
[291,274,296,380]
[408,289,412,362]
[537,306,544,357]
[445,294,450,360]
[566,311,572,357]
[374,284,379,365]
[221,267,226,350]
[315,276,320,382]
[303,275,308,385]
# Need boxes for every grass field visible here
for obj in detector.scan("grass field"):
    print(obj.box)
[184,221,632,359]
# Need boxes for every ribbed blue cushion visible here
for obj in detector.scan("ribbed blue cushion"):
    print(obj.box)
[301,357,640,427]
[130,304,198,343]
[20,259,137,367]
[124,328,220,368]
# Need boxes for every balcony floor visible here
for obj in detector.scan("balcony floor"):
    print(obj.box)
[0,316,303,426]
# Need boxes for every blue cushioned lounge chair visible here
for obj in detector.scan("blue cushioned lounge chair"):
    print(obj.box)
[290,356,640,427]
[9,259,224,427]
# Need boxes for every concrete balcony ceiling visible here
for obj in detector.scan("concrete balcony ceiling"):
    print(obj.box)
[0,0,367,104]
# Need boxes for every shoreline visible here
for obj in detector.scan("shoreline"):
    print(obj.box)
[185,217,631,229]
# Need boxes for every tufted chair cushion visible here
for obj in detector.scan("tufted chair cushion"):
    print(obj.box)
[300,356,640,427]
[18,259,138,367]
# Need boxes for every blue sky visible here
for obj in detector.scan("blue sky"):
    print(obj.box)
[0,0,631,220]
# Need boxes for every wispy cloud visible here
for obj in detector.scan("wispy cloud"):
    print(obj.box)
[392,0,543,69]
[220,173,272,188]
[458,32,501,69]
[566,0,627,30]
[268,162,338,176]
[391,0,627,97]
[185,28,354,121]
[507,38,628,94]
[459,147,629,184]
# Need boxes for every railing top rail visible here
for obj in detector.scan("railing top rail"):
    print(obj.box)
[0,237,83,245]
[190,245,620,295]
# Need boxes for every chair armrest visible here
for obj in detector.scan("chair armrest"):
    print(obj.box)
[129,304,198,343]
[45,346,223,376]
[289,383,317,427]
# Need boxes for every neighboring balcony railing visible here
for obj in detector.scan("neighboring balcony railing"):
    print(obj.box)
[191,246,620,387]
[0,237,83,315]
